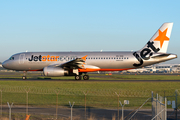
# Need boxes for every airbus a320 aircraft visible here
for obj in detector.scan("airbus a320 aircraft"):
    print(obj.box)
[2,23,177,80]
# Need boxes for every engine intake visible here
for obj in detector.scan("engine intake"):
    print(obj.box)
[43,66,68,76]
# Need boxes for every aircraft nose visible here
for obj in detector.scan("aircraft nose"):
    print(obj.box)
[2,60,9,69]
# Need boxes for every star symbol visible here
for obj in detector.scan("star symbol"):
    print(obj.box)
[154,28,169,48]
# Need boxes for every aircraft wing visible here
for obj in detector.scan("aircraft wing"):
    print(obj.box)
[60,55,87,69]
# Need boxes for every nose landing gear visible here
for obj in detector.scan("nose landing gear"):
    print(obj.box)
[22,76,26,80]
[22,71,27,80]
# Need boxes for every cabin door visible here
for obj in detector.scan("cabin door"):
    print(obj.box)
[19,54,25,64]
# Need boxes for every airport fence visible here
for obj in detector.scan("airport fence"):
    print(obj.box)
[0,85,152,108]
[0,85,179,120]
[151,92,167,120]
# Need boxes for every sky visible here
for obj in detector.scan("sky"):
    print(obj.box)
[0,0,180,64]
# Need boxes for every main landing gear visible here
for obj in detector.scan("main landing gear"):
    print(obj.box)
[75,75,89,80]
[75,75,81,80]
[83,75,89,80]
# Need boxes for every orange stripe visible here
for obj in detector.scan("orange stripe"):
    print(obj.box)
[79,68,100,72]
[99,68,132,71]
[28,68,133,72]
[79,68,133,72]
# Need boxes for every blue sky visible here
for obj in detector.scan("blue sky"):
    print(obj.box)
[0,0,180,63]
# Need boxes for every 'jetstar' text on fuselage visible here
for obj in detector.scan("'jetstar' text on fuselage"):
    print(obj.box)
[28,55,78,62]
[28,55,59,62]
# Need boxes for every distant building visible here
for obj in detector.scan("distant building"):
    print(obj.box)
[123,64,180,73]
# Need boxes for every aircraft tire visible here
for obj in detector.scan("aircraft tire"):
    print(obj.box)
[75,75,81,80]
[22,76,26,80]
[83,75,89,80]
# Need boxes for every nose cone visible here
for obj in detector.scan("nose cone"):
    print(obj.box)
[2,60,9,69]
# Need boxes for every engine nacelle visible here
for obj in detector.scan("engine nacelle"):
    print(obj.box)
[43,66,68,77]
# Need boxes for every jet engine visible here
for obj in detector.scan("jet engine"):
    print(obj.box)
[43,66,68,76]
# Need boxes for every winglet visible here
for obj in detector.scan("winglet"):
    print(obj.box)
[81,55,88,61]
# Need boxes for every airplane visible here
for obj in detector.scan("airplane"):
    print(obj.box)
[2,23,177,80]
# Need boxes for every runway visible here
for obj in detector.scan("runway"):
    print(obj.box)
[0,78,180,82]
[1,72,180,82]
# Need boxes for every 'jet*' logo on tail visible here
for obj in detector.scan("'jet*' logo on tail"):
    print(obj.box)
[154,28,169,48]
[133,23,171,67]
[133,41,160,66]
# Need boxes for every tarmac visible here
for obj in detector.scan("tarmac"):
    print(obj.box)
[1,105,180,120]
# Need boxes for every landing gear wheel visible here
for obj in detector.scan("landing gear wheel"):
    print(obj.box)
[22,76,26,80]
[75,75,81,80]
[83,75,89,80]
[22,71,27,80]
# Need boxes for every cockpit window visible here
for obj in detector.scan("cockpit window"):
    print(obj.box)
[9,57,14,60]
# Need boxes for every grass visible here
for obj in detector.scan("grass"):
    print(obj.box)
[0,72,180,109]
[0,80,179,108]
